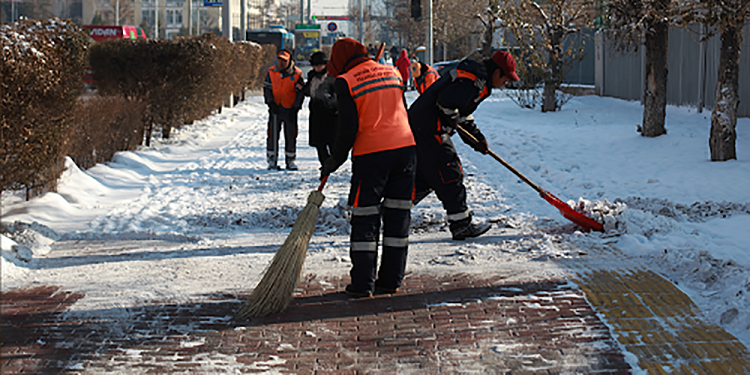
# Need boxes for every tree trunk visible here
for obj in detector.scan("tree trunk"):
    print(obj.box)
[542,29,563,112]
[709,17,742,161]
[145,123,153,147]
[482,21,494,58]
[641,18,668,137]
[162,124,172,139]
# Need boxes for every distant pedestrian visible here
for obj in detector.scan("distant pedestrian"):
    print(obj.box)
[395,49,411,90]
[321,38,417,298]
[301,51,338,166]
[408,50,520,240]
[263,49,305,170]
[389,46,399,66]
[410,60,439,94]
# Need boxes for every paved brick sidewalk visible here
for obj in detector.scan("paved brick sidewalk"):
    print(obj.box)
[2,273,630,373]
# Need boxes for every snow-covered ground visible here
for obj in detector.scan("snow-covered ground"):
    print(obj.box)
[2,91,749,348]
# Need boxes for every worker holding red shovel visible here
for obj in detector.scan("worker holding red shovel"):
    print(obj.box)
[408,51,520,240]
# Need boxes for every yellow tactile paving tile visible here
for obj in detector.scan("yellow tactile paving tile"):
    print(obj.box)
[574,268,750,373]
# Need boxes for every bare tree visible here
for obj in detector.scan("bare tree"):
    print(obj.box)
[348,4,377,43]
[498,0,593,111]
[383,0,424,48]
[277,0,299,28]
[608,0,676,137]
[681,0,749,161]
[383,0,483,59]
[476,0,501,58]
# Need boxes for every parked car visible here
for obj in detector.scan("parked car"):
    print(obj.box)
[433,59,461,77]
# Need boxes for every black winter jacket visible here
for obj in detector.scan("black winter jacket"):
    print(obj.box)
[302,68,338,147]
[408,59,490,138]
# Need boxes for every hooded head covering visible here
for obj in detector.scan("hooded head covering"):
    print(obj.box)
[326,38,370,77]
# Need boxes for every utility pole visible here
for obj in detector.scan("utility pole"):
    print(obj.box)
[222,0,232,41]
[188,0,193,35]
[155,0,159,38]
[300,0,303,25]
[426,0,432,64]
[240,0,246,40]
[359,0,363,43]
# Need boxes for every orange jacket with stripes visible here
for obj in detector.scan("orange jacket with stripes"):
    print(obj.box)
[339,60,415,156]
[267,66,303,109]
[415,64,439,94]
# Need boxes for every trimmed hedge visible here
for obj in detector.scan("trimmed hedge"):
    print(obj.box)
[1,19,276,199]
[89,34,275,142]
[1,19,89,198]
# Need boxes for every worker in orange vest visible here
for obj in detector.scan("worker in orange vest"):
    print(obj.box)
[410,60,439,94]
[263,49,305,170]
[408,51,520,240]
[321,38,417,298]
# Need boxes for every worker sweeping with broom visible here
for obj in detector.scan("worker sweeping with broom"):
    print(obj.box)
[238,41,407,318]
[320,38,417,297]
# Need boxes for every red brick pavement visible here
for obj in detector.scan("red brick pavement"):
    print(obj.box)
[2,274,631,373]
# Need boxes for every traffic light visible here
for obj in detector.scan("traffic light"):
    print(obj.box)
[411,0,422,21]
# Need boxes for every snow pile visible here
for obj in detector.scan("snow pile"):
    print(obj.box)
[2,221,59,256]
[569,198,627,233]
[1,221,59,266]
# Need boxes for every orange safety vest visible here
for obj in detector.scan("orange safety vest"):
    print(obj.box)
[340,60,416,157]
[453,68,490,102]
[416,65,439,94]
[268,66,302,109]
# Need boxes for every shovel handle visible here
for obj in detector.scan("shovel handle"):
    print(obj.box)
[455,125,545,195]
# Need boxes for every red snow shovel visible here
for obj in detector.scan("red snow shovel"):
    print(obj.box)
[456,126,603,232]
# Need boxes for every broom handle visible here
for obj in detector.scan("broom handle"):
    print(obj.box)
[318,175,328,191]
[375,42,385,61]
[455,125,546,195]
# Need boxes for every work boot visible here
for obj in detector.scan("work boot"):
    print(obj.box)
[345,284,372,298]
[286,160,298,171]
[375,282,400,295]
[267,154,280,170]
[451,218,491,240]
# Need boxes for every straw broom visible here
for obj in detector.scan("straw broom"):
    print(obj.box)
[237,177,327,318]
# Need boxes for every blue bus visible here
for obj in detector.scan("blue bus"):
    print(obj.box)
[246,25,294,56]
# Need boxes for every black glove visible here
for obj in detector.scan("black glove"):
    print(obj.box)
[458,124,489,154]
[320,157,340,179]
[268,103,279,114]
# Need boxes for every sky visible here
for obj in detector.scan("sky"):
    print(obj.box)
[2,90,749,363]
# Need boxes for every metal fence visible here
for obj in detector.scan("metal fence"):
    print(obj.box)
[595,25,750,117]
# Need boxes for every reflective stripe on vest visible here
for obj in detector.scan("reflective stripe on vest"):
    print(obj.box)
[452,68,490,102]
[340,60,416,156]
[269,66,302,109]
[416,66,439,94]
